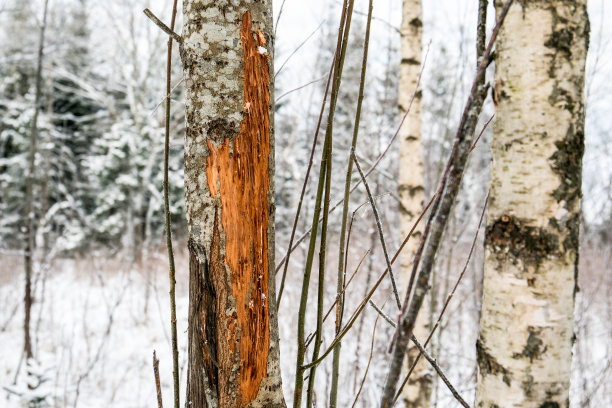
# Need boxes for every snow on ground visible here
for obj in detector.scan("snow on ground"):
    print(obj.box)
[0,252,190,408]
[1,240,610,407]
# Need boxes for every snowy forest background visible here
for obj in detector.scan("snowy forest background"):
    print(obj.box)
[1,0,611,407]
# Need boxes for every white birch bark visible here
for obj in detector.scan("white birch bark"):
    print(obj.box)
[399,0,431,406]
[475,1,589,407]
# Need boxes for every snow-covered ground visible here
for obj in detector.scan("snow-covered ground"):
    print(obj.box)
[1,239,609,407]
[0,252,191,408]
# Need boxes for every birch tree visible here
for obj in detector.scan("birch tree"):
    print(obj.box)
[398,0,431,406]
[475,1,589,406]
[181,1,286,406]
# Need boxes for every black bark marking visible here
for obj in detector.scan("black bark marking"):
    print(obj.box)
[513,327,546,362]
[477,339,511,387]
[486,215,559,267]
[409,17,422,28]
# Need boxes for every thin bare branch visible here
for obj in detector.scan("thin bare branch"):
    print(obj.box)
[145,1,181,406]
[275,75,327,103]
[352,151,401,309]
[368,300,396,328]
[152,76,185,115]
[143,8,182,44]
[275,21,325,79]
[350,315,379,408]
[275,42,431,276]
[408,337,470,408]
[301,193,437,372]
[153,351,163,408]
[470,114,494,153]
[392,192,489,406]
[368,302,470,408]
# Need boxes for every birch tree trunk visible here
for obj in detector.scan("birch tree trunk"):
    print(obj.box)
[475,1,589,407]
[398,0,431,406]
[181,1,286,406]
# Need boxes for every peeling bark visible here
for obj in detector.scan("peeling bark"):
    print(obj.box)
[475,1,589,407]
[182,2,285,407]
[398,1,431,406]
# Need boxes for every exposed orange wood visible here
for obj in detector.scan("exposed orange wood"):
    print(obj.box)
[205,11,271,406]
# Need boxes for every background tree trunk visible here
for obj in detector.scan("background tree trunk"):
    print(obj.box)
[182,1,285,407]
[475,1,589,407]
[23,0,50,362]
[398,0,431,406]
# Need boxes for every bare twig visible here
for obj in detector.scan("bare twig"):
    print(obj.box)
[275,75,327,103]
[368,300,396,328]
[153,351,163,408]
[368,302,470,408]
[276,51,335,309]
[350,315,379,408]
[165,2,180,406]
[274,0,288,39]
[392,192,488,406]
[352,151,401,309]
[143,8,182,44]
[470,114,494,153]
[408,337,470,408]
[275,21,325,79]
[145,2,181,407]
[274,43,431,276]
[152,77,184,115]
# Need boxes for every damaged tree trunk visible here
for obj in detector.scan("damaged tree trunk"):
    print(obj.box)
[397,0,431,407]
[475,1,589,407]
[182,1,285,407]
